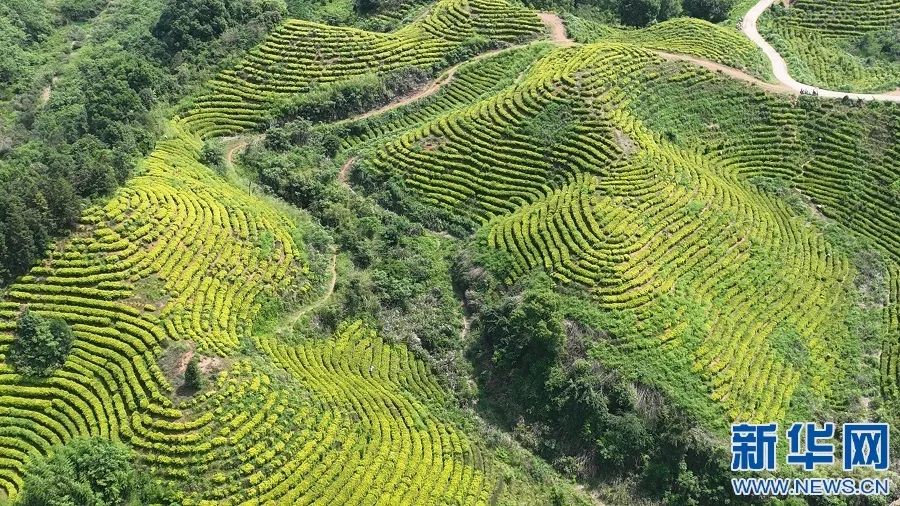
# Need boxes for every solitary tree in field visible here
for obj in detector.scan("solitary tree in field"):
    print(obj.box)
[184,356,203,390]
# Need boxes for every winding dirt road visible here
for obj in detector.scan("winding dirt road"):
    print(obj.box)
[539,12,575,47]
[541,10,900,102]
[341,41,546,125]
[275,252,338,336]
[742,0,900,102]
[223,134,263,168]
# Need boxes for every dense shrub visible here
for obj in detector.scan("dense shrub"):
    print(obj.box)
[17,437,176,506]
[201,140,226,175]
[8,309,74,377]
[464,270,744,504]
[184,357,203,390]
[618,0,680,26]
[19,438,134,506]
[682,0,733,23]
[854,26,900,62]
[57,0,107,21]
[153,0,285,53]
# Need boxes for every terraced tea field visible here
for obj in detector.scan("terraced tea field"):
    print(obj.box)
[351,39,896,424]
[0,0,588,502]
[755,0,900,92]
[0,118,313,496]
[182,0,543,137]
[1,0,897,501]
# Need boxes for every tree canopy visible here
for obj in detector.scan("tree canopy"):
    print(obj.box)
[682,0,734,22]
[16,437,177,506]
[8,310,74,377]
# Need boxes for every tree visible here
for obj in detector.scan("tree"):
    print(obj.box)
[200,140,225,175]
[682,0,733,22]
[354,0,380,14]
[619,0,661,26]
[481,286,565,410]
[0,194,40,279]
[153,0,285,54]
[184,356,203,390]
[57,0,107,21]
[18,438,135,506]
[9,309,74,377]
[153,0,232,53]
[659,0,682,21]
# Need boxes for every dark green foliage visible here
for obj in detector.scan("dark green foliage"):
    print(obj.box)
[57,0,108,21]
[0,19,28,85]
[615,0,680,26]
[74,50,162,148]
[153,0,233,53]
[0,0,50,83]
[152,0,285,53]
[17,437,177,506]
[201,140,226,175]
[184,357,203,390]
[265,119,312,151]
[618,0,661,26]
[482,286,564,396]
[354,0,380,14]
[853,26,900,63]
[681,0,733,22]
[0,192,42,281]
[8,310,74,377]
[659,0,682,21]
[463,269,743,503]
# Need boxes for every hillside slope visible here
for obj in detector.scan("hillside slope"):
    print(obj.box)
[756,0,900,93]
[0,1,593,503]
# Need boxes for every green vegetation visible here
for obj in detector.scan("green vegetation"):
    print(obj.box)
[326,33,893,501]
[17,437,171,506]
[758,0,900,92]
[180,0,543,137]
[0,0,290,286]
[183,357,203,390]
[565,15,771,78]
[682,0,732,22]
[8,309,74,377]
[1,0,897,503]
[0,1,592,503]
[152,0,286,54]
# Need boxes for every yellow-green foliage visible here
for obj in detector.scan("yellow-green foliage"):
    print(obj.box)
[0,120,310,496]
[759,0,900,92]
[182,0,543,137]
[600,57,900,408]
[359,42,879,424]
[0,0,590,502]
[136,321,489,505]
[566,16,771,79]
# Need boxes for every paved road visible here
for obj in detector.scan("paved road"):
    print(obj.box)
[741,0,900,102]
